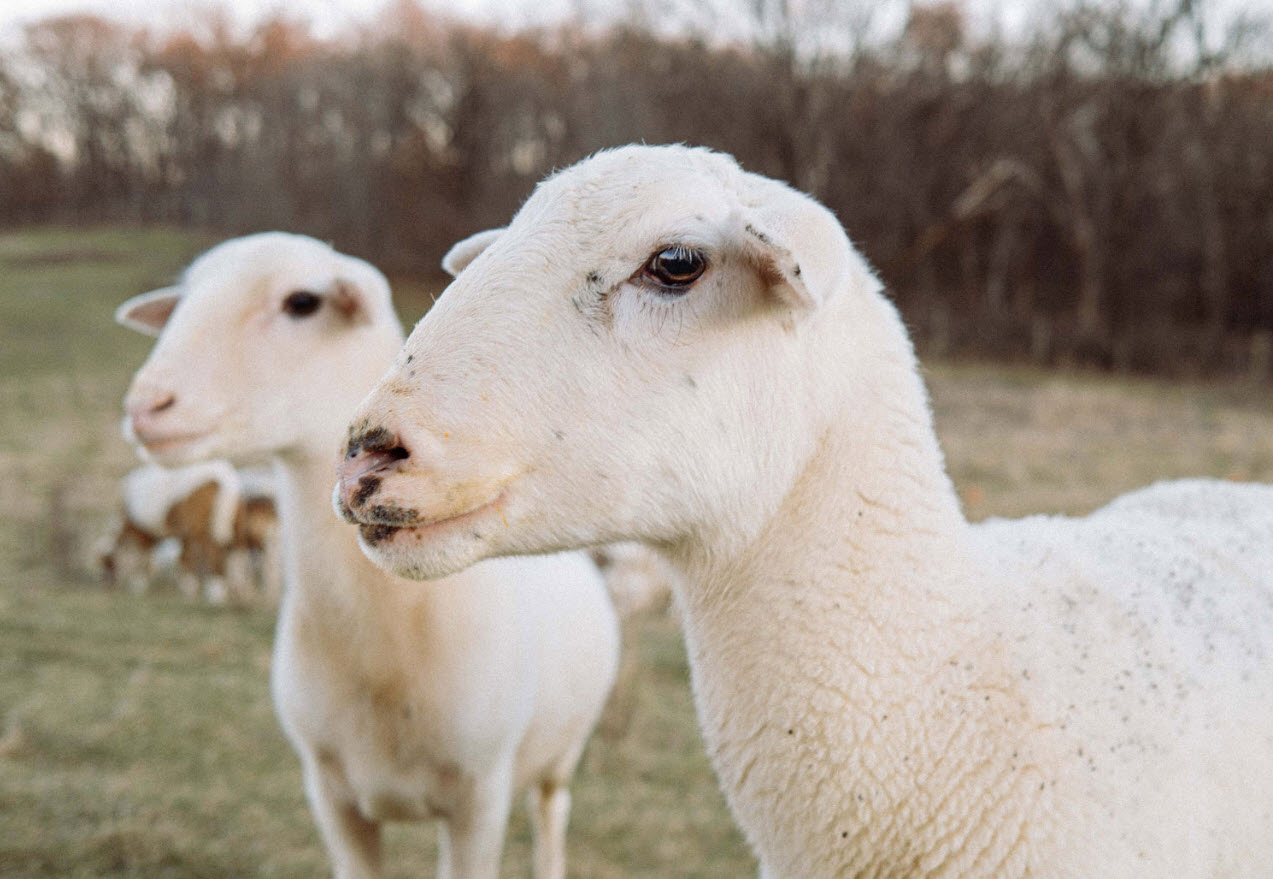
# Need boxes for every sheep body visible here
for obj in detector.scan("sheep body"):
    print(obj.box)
[102,460,276,601]
[120,460,240,544]
[335,145,1273,878]
[118,232,618,879]
[964,479,1273,875]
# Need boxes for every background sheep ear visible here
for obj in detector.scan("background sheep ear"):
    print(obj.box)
[441,228,504,278]
[115,287,181,336]
[330,279,370,324]
[737,178,854,312]
[330,256,393,326]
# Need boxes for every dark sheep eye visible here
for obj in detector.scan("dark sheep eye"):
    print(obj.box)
[643,245,707,290]
[282,290,323,318]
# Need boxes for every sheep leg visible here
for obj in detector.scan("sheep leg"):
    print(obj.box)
[527,779,571,879]
[202,574,229,605]
[437,766,513,879]
[176,570,201,600]
[597,624,641,739]
[223,549,255,604]
[115,543,152,594]
[302,760,382,879]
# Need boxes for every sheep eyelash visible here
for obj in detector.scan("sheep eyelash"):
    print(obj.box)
[634,284,699,346]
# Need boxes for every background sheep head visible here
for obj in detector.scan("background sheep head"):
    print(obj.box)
[118,232,402,467]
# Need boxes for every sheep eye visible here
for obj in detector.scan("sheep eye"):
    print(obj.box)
[642,246,707,291]
[282,290,323,318]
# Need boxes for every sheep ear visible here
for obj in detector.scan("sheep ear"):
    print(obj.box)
[739,221,818,311]
[115,287,181,336]
[329,256,393,326]
[330,279,371,324]
[442,228,504,278]
[737,179,854,313]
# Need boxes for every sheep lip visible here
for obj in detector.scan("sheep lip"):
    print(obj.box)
[135,429,211,452]
[356,490,508,545]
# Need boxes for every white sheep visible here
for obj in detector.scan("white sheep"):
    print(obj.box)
[100,460,276,603]
[115,232,619,879]
[334,145,1273,879]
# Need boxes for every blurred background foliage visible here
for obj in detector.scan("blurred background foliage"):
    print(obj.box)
[1,0,1272,377]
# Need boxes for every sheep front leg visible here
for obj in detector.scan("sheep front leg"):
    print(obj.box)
[223,548,256,605]
[437,766,514,879]
[527,780,571,879]
[301,758,382,879]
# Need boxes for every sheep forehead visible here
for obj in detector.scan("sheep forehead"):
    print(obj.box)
[140,238,330,360]
[174,234,349,320]
[538,143,740,196]
[476,148,742,288]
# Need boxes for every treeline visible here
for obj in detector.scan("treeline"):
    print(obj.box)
[2,0,1272,376]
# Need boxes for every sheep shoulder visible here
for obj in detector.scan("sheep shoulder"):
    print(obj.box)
[968,478,1273,875]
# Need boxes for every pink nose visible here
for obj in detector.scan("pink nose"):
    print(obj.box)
[336,426,410,517]
[125,389,176,439]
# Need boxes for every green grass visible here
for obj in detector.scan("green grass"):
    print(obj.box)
[2,226,1272,878]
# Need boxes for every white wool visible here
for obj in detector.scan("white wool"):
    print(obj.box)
[339,145,1273,879]
[235,465,277,501]
[117,232,619,879]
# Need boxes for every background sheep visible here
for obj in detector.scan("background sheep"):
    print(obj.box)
[336,145,1273,878]
[116,232,619,879]
[586,542,678,738]
[98,460,279,604]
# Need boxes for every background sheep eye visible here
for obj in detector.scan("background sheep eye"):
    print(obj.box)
[643,246,706,290]
[282,290,322,318]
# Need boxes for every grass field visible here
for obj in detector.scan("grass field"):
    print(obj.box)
[2,227,1272,878]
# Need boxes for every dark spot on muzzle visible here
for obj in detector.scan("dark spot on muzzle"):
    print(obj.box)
[357,503,423,546]
[360,523,399,546]
[367,504,419,526]
[353,475,381,507]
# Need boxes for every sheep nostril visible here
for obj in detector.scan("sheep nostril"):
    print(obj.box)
[339,442,411,511]
[359,447,408,474]
[150,394,176,414]
[345,424,409,461]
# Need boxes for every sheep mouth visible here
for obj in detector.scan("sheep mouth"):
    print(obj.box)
[355,491,508,548]
[134,429,212,454]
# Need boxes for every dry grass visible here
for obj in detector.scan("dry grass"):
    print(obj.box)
[2,227,1271,877]
[929,362,1273,520]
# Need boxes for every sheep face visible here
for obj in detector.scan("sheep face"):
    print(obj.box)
[119,233,402,467]
[338,144,873,580]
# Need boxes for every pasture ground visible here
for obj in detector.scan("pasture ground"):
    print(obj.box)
[2,227,1271,877]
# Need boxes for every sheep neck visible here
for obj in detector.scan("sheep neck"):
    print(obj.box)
[270,445,388,613]
[668,314,1019,876]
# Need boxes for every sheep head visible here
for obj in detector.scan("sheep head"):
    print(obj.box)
[337,144,879,580]
[118,232,403,467]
